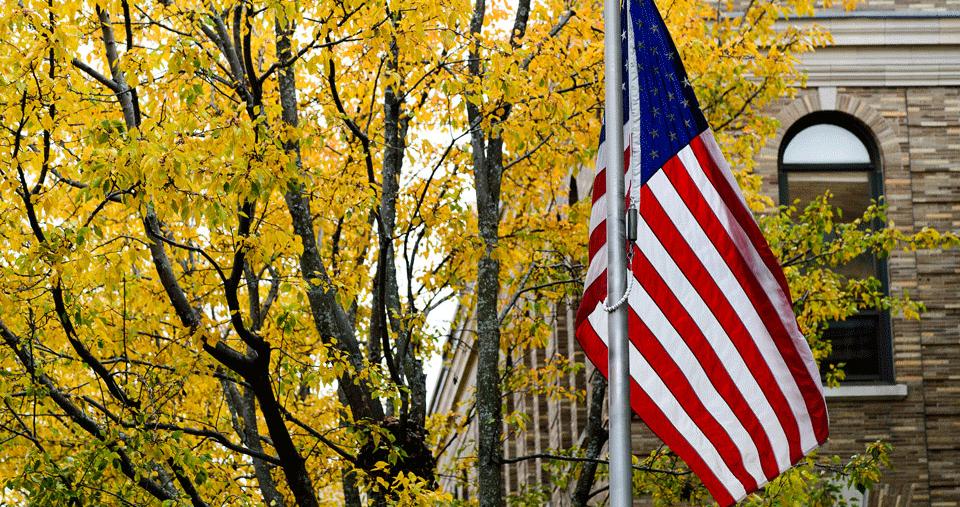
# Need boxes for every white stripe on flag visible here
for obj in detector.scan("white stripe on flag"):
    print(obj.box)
[584,247,607,292]
[645,168,818,453]
[634,213,792,470]
[591,194,606,232]
[628,279,767,486]
[586,305,748,499]
[690,134,824,395]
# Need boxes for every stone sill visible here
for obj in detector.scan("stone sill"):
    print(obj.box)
[824,384,908,401]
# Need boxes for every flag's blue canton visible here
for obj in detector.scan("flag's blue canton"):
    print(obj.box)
[597,0,708,175]
[629,0,708,184]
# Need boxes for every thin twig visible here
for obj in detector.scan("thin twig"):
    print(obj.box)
[499,452,691,475]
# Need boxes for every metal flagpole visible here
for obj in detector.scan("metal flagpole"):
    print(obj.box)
[604,0,633,505]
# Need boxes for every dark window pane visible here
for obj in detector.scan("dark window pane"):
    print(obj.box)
[787,170,883,380]
[821,312,882,382]
[837,252,877,281]
[785,171,872,222]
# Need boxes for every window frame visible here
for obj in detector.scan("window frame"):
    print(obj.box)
[777,111,894,384]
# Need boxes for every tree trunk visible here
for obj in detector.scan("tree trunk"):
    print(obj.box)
[466,0,527,503]
[341,468,362,507]
[247,364,319,507]
[223,377,285,507]
[475,242,504,507]
[468,79,506,507]
[572,369,608,506]
[275,14,382,426]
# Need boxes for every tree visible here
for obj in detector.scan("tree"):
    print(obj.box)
[0,0,616,502]
[462,0,592,504]
[0,0,474,504]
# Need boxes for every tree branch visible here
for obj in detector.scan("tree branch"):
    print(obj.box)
[500,453,691,476]
[0,320,179,502]
[70,58,120,93]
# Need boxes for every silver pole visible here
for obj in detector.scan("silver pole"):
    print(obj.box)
[604,0,633,505]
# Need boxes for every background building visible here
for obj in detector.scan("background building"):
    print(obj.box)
[430,2,960,504]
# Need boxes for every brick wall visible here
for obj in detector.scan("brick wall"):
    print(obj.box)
[755,86,960,506]
[858,0,960,12]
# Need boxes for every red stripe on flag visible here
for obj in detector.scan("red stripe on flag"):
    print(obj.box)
[626,306,759,491]
[574,317,735,507]
[663,155,829,444]
[638,183,804,462]
[589,221,607,259]
[576,318,609,379]
[688,135,793,305]
[575,273,607,332]
[592,169,606,204]
[631,247,781,480]
[591,144,631,204]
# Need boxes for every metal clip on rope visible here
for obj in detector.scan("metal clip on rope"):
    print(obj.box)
[603,207,639,313]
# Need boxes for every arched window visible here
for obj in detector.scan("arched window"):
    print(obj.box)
[778,112,893,383]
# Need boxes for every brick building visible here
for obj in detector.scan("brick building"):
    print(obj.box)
[430,3,960,505]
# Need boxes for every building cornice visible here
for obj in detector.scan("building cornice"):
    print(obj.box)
[775,13,960,86]
[782,9,960,19]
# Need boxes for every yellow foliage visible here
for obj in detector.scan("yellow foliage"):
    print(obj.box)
[0,0,954,504]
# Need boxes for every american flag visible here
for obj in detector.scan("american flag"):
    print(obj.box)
[574,0,829,504]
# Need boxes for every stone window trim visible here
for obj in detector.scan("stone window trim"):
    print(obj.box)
[778,110,895,384]
[824,383,908,401]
